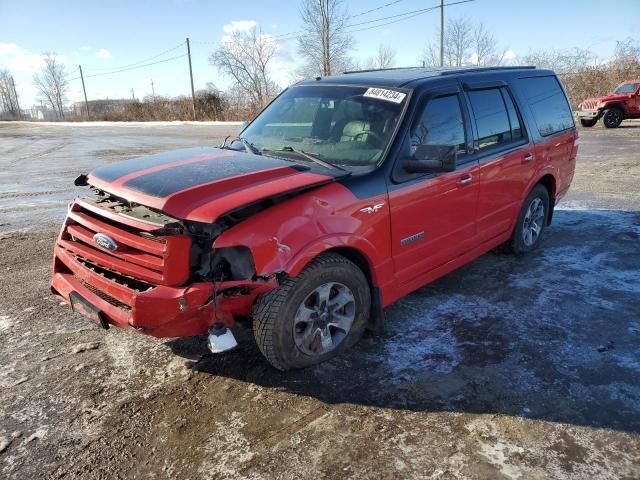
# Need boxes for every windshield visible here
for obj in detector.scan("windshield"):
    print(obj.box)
[241,85,406,167]
[614,83,639,94]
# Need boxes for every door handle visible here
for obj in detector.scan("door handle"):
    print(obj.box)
[523,153,534,162]
[459,174,473,185]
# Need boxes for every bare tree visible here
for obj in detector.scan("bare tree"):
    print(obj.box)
[445,17,473,67]
[522,48,597,74]
[420,17,508,68]
[33,53,68,118]
[297,0,353,76]
[471,22,507,66]
[0,69,21,118]
[365,44,397,70]
[211,26,279,112]
[420,17,473,67]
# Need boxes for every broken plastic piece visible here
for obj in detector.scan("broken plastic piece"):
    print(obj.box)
[207,323,238,353]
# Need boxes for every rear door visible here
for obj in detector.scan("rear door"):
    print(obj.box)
[388,88,479,286]
[462,83,534,242]
[518,75,577,197]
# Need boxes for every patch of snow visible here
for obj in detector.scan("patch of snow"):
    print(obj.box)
[0,314,13,333]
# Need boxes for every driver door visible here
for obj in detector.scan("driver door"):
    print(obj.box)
[389,90,479,289]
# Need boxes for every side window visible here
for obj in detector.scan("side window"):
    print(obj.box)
[410,94,466,156]
[519,76,574,137]
[467,88,512,151]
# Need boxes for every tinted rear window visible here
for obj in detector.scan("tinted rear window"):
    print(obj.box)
[519,76,574,136]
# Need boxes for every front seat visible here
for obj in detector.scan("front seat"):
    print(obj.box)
[341,120,372,142]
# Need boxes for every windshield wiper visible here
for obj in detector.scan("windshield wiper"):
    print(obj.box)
[221,135,261,155]
[262,146,349,173]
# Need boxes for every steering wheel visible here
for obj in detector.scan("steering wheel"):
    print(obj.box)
[353,130,385,148]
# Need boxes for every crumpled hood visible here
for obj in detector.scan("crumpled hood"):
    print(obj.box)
[88,147,345,223]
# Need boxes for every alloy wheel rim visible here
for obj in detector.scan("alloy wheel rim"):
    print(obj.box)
[606,110,622,127]
[522,197,545,247]
[293,282,356,356]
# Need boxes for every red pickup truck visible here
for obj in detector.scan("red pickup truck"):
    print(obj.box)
[51,66,578,370]
[577,80,640,128]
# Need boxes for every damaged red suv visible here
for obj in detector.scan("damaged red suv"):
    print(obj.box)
[51,66,578,370]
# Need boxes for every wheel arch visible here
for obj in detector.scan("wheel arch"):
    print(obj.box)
[536,173,556,225]
[602,102,627,116]
[298,245,385,334]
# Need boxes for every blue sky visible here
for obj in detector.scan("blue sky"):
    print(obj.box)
[1,0,638,107]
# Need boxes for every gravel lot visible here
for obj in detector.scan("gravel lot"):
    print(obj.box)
[1,120,639,479]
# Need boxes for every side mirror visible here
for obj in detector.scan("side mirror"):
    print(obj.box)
[403,145,457,173]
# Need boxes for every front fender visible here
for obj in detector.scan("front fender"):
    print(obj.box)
[212,182,391,286]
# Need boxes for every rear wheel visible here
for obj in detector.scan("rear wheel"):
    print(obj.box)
[505,184,550,254]
[253,253,370,371]
[580,118,598,128]
[602,107,624,128]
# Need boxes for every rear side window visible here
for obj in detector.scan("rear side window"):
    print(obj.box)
[519,76,574,137]
[467,87,522,151]
[410,94,466,156]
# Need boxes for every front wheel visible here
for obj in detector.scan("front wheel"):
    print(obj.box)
[602,107,624,128]
[580,118,598,128]
[253,253,370,371]
[505,184,550,254]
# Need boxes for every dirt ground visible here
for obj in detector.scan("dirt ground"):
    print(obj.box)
[1,120,639,479]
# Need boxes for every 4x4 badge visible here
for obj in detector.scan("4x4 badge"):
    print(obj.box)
[360,203,385,214]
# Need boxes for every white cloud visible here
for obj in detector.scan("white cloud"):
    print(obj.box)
[0,42,20,55]
[96,48,112,59]
[0,43,62,73]
[503,49,516,61]
[223,20,257,35]
[79,46,92,52]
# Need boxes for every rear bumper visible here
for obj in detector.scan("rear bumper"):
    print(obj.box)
[51,244,276,338]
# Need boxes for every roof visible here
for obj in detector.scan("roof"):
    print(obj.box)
[296,66,542,89]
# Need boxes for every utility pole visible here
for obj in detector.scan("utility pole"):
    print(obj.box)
[439,0,444,67]
[150,79,156,102]
[186,37,196,120]
[10,76,21,118]
[131,88,135,101]
[79,65,90,118]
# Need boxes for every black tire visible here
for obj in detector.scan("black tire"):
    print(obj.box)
[602,107,624,128]
[580,118,598,128]
[253,253,370,371]
[505,184,550,254]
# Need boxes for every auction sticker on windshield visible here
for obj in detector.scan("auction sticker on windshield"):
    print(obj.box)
[363,88,406,104]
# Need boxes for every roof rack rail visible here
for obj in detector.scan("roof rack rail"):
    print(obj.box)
[342,65,537,76]
[438,65,536,75]
[342,66,424,75]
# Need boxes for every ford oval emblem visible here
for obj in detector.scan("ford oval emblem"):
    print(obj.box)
[93,233,118,252]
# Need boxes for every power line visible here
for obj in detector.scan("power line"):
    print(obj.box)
[275,0,475,41]
[83,42,186,73]
[351,0,408,18]
[272,0,409,39]
[84,54,186,78]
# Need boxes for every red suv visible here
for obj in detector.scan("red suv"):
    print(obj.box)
[577,80,640,128]
[51,66,578,370]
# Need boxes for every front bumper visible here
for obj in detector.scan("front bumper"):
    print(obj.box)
[51,244,276,338]
[577,110,600,118]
